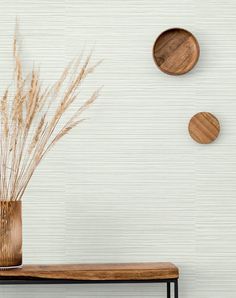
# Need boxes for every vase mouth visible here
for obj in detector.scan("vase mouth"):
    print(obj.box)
[0,199,21,202]
[0,200,21,203]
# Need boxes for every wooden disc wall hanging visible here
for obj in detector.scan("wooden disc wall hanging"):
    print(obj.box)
[188,112,220,144]
[153,28,200,75]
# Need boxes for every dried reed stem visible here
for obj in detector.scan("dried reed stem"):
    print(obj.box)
[0,25,100,201]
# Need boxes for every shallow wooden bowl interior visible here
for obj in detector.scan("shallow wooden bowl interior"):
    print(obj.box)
[153,28,200,75]
[188,112,220,144]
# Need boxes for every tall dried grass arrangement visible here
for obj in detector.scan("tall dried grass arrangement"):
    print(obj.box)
[0,27,100,201]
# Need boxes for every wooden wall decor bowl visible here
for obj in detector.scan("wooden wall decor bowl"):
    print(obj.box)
[153,28,200,75]
[188,112,220,144]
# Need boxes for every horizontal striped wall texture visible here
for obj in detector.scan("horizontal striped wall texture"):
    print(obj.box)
[0,0,236,297]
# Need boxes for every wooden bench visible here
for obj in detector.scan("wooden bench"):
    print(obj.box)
[0,262,179,298]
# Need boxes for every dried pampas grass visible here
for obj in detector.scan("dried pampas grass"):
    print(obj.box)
[0,26,100,201]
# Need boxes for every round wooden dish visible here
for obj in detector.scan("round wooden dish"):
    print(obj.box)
[153,28,200,75]
[188,112,220,144]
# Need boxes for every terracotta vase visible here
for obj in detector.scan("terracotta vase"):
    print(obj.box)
[0,201,22,268]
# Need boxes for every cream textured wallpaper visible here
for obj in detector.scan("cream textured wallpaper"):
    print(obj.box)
[0,0,236,297]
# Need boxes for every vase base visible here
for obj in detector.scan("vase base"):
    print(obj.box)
[0,264,22,270]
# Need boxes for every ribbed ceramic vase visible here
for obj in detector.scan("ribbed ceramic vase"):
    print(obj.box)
[0,201,22,269]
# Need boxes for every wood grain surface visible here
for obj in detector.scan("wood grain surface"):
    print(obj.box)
[0,201,22,268]
[153,28,200,75]
[0,263,179,280]
[188,112,220,144]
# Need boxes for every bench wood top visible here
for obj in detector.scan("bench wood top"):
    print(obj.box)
[0,262,179,281]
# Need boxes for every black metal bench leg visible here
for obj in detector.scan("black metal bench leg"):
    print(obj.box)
[167,282,171,298]
[174,279,178,298]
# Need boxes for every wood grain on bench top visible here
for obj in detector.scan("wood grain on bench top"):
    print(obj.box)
[0,263,179,280]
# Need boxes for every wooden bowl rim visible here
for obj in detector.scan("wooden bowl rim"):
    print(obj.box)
[152,27,200,75]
